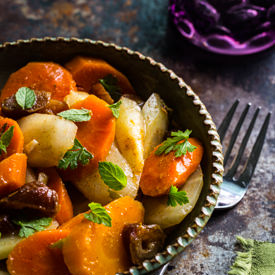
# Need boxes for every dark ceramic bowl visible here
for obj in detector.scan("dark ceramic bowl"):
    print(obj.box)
[0,38,223,275]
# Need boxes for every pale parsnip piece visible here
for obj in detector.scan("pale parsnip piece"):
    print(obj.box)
[142,93,168,158]
[73,142,140,205]
[0,235,22,260]
[143,166,203,229]
[64,90,89,108]
[115,96,144,173]
[18,114,77,167]
[0,220,59,260]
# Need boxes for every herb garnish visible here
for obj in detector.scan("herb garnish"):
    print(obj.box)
[84,202,112,227]
[108,100,122,118]
[155,130,197,157]
[99,74,121,101]
[13,217,52,238]
[58,139,93,170]
[57,108,92,122]
[167,186,189,207]
[98,161,127,191]
[15,87,36,110]
[0,125,14,154]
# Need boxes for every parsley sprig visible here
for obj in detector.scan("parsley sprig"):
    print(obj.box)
[84,202,112,227]
[108,100,122,118]
[57,108,92,122]
[12,217,52,238]
[168,186,189,207]
[98,161,127,191]
[58,139,93,170]
[155,130,197,157]
[15,87,36,110]
[0,124,14,155]
[99,74,122,101]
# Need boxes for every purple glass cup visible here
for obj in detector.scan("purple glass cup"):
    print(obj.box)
[169,0,275,55]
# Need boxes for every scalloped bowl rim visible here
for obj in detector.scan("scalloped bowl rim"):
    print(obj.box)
[0,37,224,275]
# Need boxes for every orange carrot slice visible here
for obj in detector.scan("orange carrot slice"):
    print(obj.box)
[59,211,87,231]
[140,138,204,197]
[62,196,144,275]
[45,168,73,225]
[65,56,135,94]
[61,94,115,180]
[1,62,76,102]
[0,117,24,161]
[7,229,70,275]
[0,153,27,198]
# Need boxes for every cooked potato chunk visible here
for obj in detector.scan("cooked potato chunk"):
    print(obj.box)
[115,96,144,173]
[0,235,22,260]
[73,142,140,205]
[18,114,77,167]
[64,90,89,108]
[142,93,168,158]
[143,166,203,229]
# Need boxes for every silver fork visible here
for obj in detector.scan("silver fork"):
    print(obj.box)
[152,100,271,274]
[215,100,271,209]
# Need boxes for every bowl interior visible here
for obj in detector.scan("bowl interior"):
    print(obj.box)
[0,38,222,274]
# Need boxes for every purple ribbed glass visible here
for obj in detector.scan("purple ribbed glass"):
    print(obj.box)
[169,0,275,55]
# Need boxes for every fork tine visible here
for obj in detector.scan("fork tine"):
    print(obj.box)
[225,107,260,180]
[218,99,239,142]
[238,112,271,186]
[223,103,251,166]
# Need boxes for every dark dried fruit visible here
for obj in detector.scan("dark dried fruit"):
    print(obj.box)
[39,99,68,115]
[123,223,165,265]
[224,5,265,30]
[185,0,220,32]
[0,215,17,236]
[0,181,59,218]
[1,91,51,119]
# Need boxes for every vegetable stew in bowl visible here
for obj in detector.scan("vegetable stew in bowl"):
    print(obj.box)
[0,38,223,275]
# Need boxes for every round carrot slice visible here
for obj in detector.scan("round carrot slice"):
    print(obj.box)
[7,229,70,275]
[60,94,115,180]
[62,196,144,275]
[1,62,76,102]
[140,138,204,197]
[45,168,73,225]
[65,56,135,94]
[0,117,24,161]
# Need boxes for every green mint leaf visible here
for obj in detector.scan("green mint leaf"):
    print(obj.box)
[84,202,112,227]
[58,138,93,170]
[167,186,189,207]
[0,125,14,154]
[171,129,192,139]
[15,87,36,109]
[98,161,127,191]
[108,100,122,118]
[57,108,92,122]
[13,217,52,238]
[99,74,122,101]
[155,129,196,157]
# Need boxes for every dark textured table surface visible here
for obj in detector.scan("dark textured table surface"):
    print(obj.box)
[0,1,274,274]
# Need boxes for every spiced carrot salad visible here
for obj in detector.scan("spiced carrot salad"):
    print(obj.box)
[0,56,204,275]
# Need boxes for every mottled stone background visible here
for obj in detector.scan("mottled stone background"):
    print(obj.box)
[0,1,274,274]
